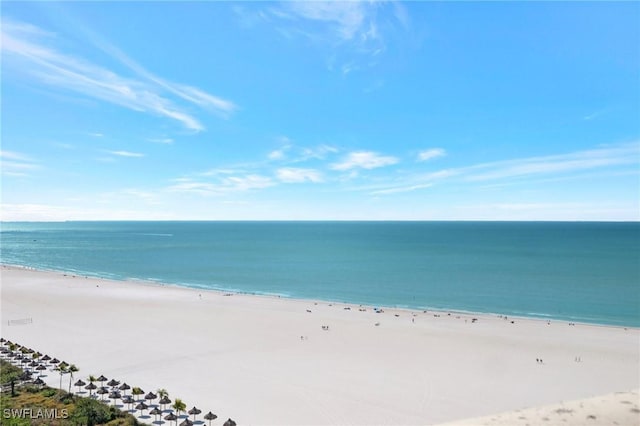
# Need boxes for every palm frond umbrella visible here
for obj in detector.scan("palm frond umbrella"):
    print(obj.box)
[85,382,97,397]
[33,377,45,387]
[164,412,178,426]
[41,355,51,363]
[97,374,108,386]
[50,358,60,365]
[132,387,145,402]
[204,411,218,426]
[145,391,158,407]
[109,390,121,406]
[159,395,172,412]
[36,364,47,372]
[180,419,194,426]
[188,407,202,422]
[223,419,237,426]
[149,407,162,424]
[97,386,109,400]
[118,382,131,395]
[122,395,135,412]
[74,379,86,394]
[107,378,120,388]
[135,401,149,417]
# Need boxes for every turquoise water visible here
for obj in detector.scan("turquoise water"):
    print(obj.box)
[1,221,638,327]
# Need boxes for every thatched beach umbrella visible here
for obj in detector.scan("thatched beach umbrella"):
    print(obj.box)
[50,358,60,365]
[41,354,51,362]
[204,411,218,426]
[132,387,145,402]
[107,379,120,388]
[35,364,47,375]
[85,382,97,397]
[97,374,108,387]
[97,386,109,400]
[180,419,194,426]
[122,395,135,412]
[33,377,45,387]
[223,418,237,426]
[159,395,172,411]
[145,391,158,407]
[149,407,162,423]
[135,401,149,417]
[118,382,131,395]
[188,407,201,422]
[164,412,178,426]
[109,390,121,405]
[74,379,86,394]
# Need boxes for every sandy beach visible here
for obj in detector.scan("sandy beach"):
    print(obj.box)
[1,265,638,425]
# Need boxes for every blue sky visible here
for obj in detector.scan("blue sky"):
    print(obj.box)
[1,1,638,221]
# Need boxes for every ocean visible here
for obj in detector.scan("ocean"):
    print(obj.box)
[1,221,638,327]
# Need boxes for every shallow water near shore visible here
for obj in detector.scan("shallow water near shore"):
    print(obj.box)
[1,221,638,327]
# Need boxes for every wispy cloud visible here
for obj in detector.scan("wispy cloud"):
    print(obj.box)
[148,137,174,145]
[256,1,409,73]
[299,144,339,161]
[464,142,639,182]
[167,174,274,196]
[583,110,606,121]
[0,150,40,177]
[286,2,373,42]
[417,148,446,162]
[331,151,399,171]
[1,18,236,132]
[106,150,145,158]
[358,142,639,196]
[276,167,323,183]
[371,183,432,195]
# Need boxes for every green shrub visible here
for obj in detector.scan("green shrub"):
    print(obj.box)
[41,388,57,397]
[71,397,113,426]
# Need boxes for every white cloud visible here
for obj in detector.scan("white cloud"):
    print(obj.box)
[1,18,236,132]
[268,148,288,160]
[276,167,323,183]
[417,148,446,162]
[298,144,339,161]
[0,150,39,176]
[349,142,639,196]
[464,142,639,182]
[286,2,369,41]
[148,137,174,145]
[371,183,432,195]
[167,174,274,196]
[331,151,399,171]
[266,1,406,74]
[106,150,145,158]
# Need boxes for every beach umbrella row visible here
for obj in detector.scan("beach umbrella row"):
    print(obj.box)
[1,340,237,425]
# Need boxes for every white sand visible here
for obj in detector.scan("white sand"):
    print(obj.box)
[440,390,640,426]
[1,265,638,425]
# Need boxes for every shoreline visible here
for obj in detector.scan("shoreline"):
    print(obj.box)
[3,263,637,330]
[2,264,639,425]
